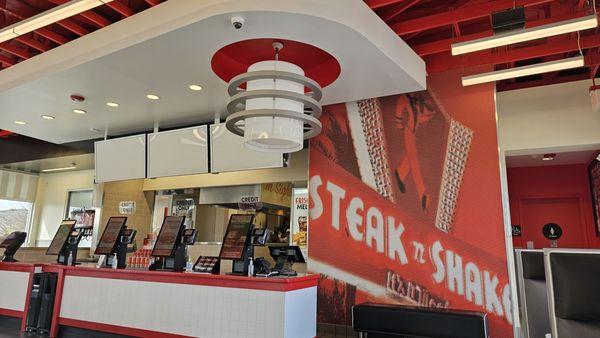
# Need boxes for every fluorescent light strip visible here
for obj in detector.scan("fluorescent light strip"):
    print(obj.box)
[41,166,77,173]
[452,15,598,56]
[0,0,113,44]
[462,55,584,86]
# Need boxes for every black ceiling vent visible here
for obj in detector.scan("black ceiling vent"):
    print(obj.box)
[492,7,526,34]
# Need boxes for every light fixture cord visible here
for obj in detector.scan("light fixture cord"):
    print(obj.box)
[577,31,583,56]
[272,46,280,110]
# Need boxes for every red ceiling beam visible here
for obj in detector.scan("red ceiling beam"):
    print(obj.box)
[143,0,162,5]
[0,42,32,59]
[389,0,554,35]
[11,0,89,37]
[380,0,421,22]
[106,1,135,17]
[15,35,49,52]
[427,33,600,74]
[0,53,16,66]
[497,72,589,91]
[492,50,600,91]
[0,6,69,45]
[46,0,112,28]
[364,0,405,9]
[412,11,593,56]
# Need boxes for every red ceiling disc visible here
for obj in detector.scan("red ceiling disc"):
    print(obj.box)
[211,38,341,88]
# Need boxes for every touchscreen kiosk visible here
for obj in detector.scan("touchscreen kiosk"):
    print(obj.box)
[46,220,78,265]
[219,214,254,275]
[0,231,27,262]
[95,217,132,269]
[150,216,196,272]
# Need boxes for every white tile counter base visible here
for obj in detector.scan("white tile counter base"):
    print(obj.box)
[0,270,28,312]
[59,276,316,338]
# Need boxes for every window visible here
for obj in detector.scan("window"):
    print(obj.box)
[65,190,95,248]
[0,199,33,241]
[65,190,94,221]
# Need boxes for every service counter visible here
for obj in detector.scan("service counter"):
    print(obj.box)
[0,262,39,330]
[1,262,318,338]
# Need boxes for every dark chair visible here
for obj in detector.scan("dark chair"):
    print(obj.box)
[545,249,600,338]
[515,249,551,338]
[353,303,488,338]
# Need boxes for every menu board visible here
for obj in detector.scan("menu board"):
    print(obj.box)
[46,220,77,255]
[219,214,254,260]
[152,216,185,257]
[94,217,127,255]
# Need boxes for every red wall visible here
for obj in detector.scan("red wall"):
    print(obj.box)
[309,66,513,337]
[508,164,599,248]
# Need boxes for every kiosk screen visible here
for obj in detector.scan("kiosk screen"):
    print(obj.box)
[152,216,185,257]
[46,220,77,255]
[219,214,254,260]
[94,217,127,255]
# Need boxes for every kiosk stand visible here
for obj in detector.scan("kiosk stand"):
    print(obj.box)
[94,217,135,269]
[219,214,255,276]
[45,220,78,265]
[150,216,197,272]
[110,228,137,268]
[0,231,27,262]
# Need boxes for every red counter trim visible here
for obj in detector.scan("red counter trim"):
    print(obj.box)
[0,308,23,318]
[20,270,36,331]
[0,262,36,273]
[59,318,192,338]
[49,267,65,338]
[45,265,318,292]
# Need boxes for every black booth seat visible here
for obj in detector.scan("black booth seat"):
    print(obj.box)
[352,303,488,338]
[515,250,551,338]
[546,250,600,338]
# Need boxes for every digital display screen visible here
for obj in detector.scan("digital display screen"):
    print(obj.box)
[46,220,77,256]
[152,216,185,257]
[94,217,127,255]
[219,214,254,260]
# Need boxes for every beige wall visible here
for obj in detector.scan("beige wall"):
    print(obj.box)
[100,179,154,248]
[30,169,95,246]
[497,79,600,155]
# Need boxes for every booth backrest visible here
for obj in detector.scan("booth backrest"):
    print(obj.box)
[515,249,550,338]
[545,249,600,338]
[352,303,488,338]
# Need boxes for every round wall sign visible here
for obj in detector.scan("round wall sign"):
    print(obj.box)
[542,223,563,240]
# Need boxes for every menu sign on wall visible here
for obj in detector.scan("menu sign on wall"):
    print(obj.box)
[220,214,254,260]
[291,189,309,253]
[95,217,127,255]
[152,216,184,257]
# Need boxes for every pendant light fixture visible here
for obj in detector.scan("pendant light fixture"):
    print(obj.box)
[225,42,323,153]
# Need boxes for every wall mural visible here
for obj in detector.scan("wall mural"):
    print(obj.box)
[308,70,512,337]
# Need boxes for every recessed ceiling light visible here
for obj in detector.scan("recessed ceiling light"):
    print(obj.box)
[73,109,86,115]
[106,102,119,107]
[146,94,160,100]
[189,84,203,91]
[14,121,26,125]
[41,115,55,120]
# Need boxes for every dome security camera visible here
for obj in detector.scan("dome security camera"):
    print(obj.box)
[231,16,245,30]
